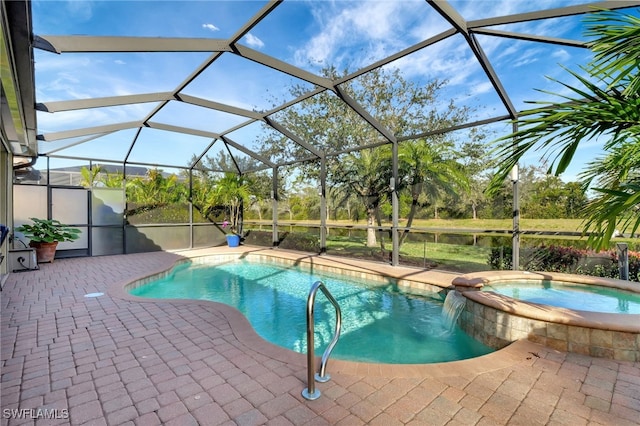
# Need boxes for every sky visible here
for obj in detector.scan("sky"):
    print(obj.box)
[28,0,629,182]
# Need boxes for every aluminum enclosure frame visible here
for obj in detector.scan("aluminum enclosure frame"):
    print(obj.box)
[3,0,640,267]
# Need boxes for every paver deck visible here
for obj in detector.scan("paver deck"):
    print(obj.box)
[2,247,639,425]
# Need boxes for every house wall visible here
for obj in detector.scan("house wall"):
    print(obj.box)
[0,143,11,278]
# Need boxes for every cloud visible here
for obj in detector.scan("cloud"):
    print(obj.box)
[552,49,571,62]
[389,35,478,85]
[114,59,126,65]
[65,0,93,21]
[294,2,424,68]
[202,23,219,32]
[505,47,543,68]
[469,81,494,96]
[244,33,264,49]
[512,57,539,68]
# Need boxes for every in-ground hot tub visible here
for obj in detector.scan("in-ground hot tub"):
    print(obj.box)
[452,271,640,361]
[482,279,640,314]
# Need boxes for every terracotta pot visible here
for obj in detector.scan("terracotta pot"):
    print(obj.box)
[29,241,59,263]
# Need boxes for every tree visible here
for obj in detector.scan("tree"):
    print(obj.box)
[333,147,392,247]
[126,169,188,221]
[398,138,468,245]
[564,181,589,218]
[524,175,574,219]
[259,66,475,246]
[191,172,219,221]
[457,131,494,219]
[189,151,273,224]
[210,172,250,233]
[489,9,640,249]
[244,170,275,224]
[80,165,102,187]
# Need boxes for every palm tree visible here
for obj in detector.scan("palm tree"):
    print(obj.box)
[398,138,468,245]
[79,165,102,187]
[489,9,640,249]
[81,165,123,189]
[333,147,392,247]
[191,173,218,221]
[211,172,251,233]
[126,169,187,217]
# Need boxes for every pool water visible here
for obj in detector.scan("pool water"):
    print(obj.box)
[483,280,640,314]
[130,259,493,364]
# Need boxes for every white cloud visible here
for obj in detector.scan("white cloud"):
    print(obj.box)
[457,0,520,20]
[389,35,477,84]
[65,0,93,21]
[512,57,539,68]
[202,23,219,32]
[114,59,126,65]
[294,1,424,68]
[244,33,264,49]
[552,49,571,63]
[469,81,494,96]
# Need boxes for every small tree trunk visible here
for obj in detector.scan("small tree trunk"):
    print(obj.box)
[375,208,386,252]
[366,208,377,247]
[399,196,419,247]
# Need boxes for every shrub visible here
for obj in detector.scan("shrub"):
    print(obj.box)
[488,245,640,282]
[278,232,320,252]
[596,249,640,282]
[488,246,512,270]
[242,230,272,247]
[526,245,584,273]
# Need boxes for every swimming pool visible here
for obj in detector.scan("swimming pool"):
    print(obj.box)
[482,280,640,314]
[129,258,493,364]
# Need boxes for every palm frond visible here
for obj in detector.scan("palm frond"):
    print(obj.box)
[585,9,640,95]
[487,66,640,195]
[583,182,640,250]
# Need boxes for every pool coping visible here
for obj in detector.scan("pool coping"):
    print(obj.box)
[106,246,544,378]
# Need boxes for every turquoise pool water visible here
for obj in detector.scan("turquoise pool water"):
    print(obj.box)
[130,259,493,364]
[483,280,640,314]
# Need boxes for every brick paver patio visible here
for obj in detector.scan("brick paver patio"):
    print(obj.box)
[1,247,639,425]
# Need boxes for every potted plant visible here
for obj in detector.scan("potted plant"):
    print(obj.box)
[15,218,81,263]
[222,220,241,247]
[212,173,250,248]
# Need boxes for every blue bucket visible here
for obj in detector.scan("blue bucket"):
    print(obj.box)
[226,234,240,247]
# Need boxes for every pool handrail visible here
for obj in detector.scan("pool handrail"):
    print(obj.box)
[302,280,342,401]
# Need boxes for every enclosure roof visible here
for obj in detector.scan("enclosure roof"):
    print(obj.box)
[4,0,640,174]
[1,0,37,158]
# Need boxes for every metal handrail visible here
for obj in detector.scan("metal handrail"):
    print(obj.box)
[301,280,342,401]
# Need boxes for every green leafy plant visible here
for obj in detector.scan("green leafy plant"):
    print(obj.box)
[588,249,640,282]
[488,245,640,282]
[16,218,81,243]
[488,9,640,250]
[526,245,584,273]
[488,246,513,270]
[278,232,320,252]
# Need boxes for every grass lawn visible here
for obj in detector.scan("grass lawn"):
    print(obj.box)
[412,218,585,232]
[247,218,637,273]
[270,218,588,233]
[325,234,494,273]
[322,218,588,232]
